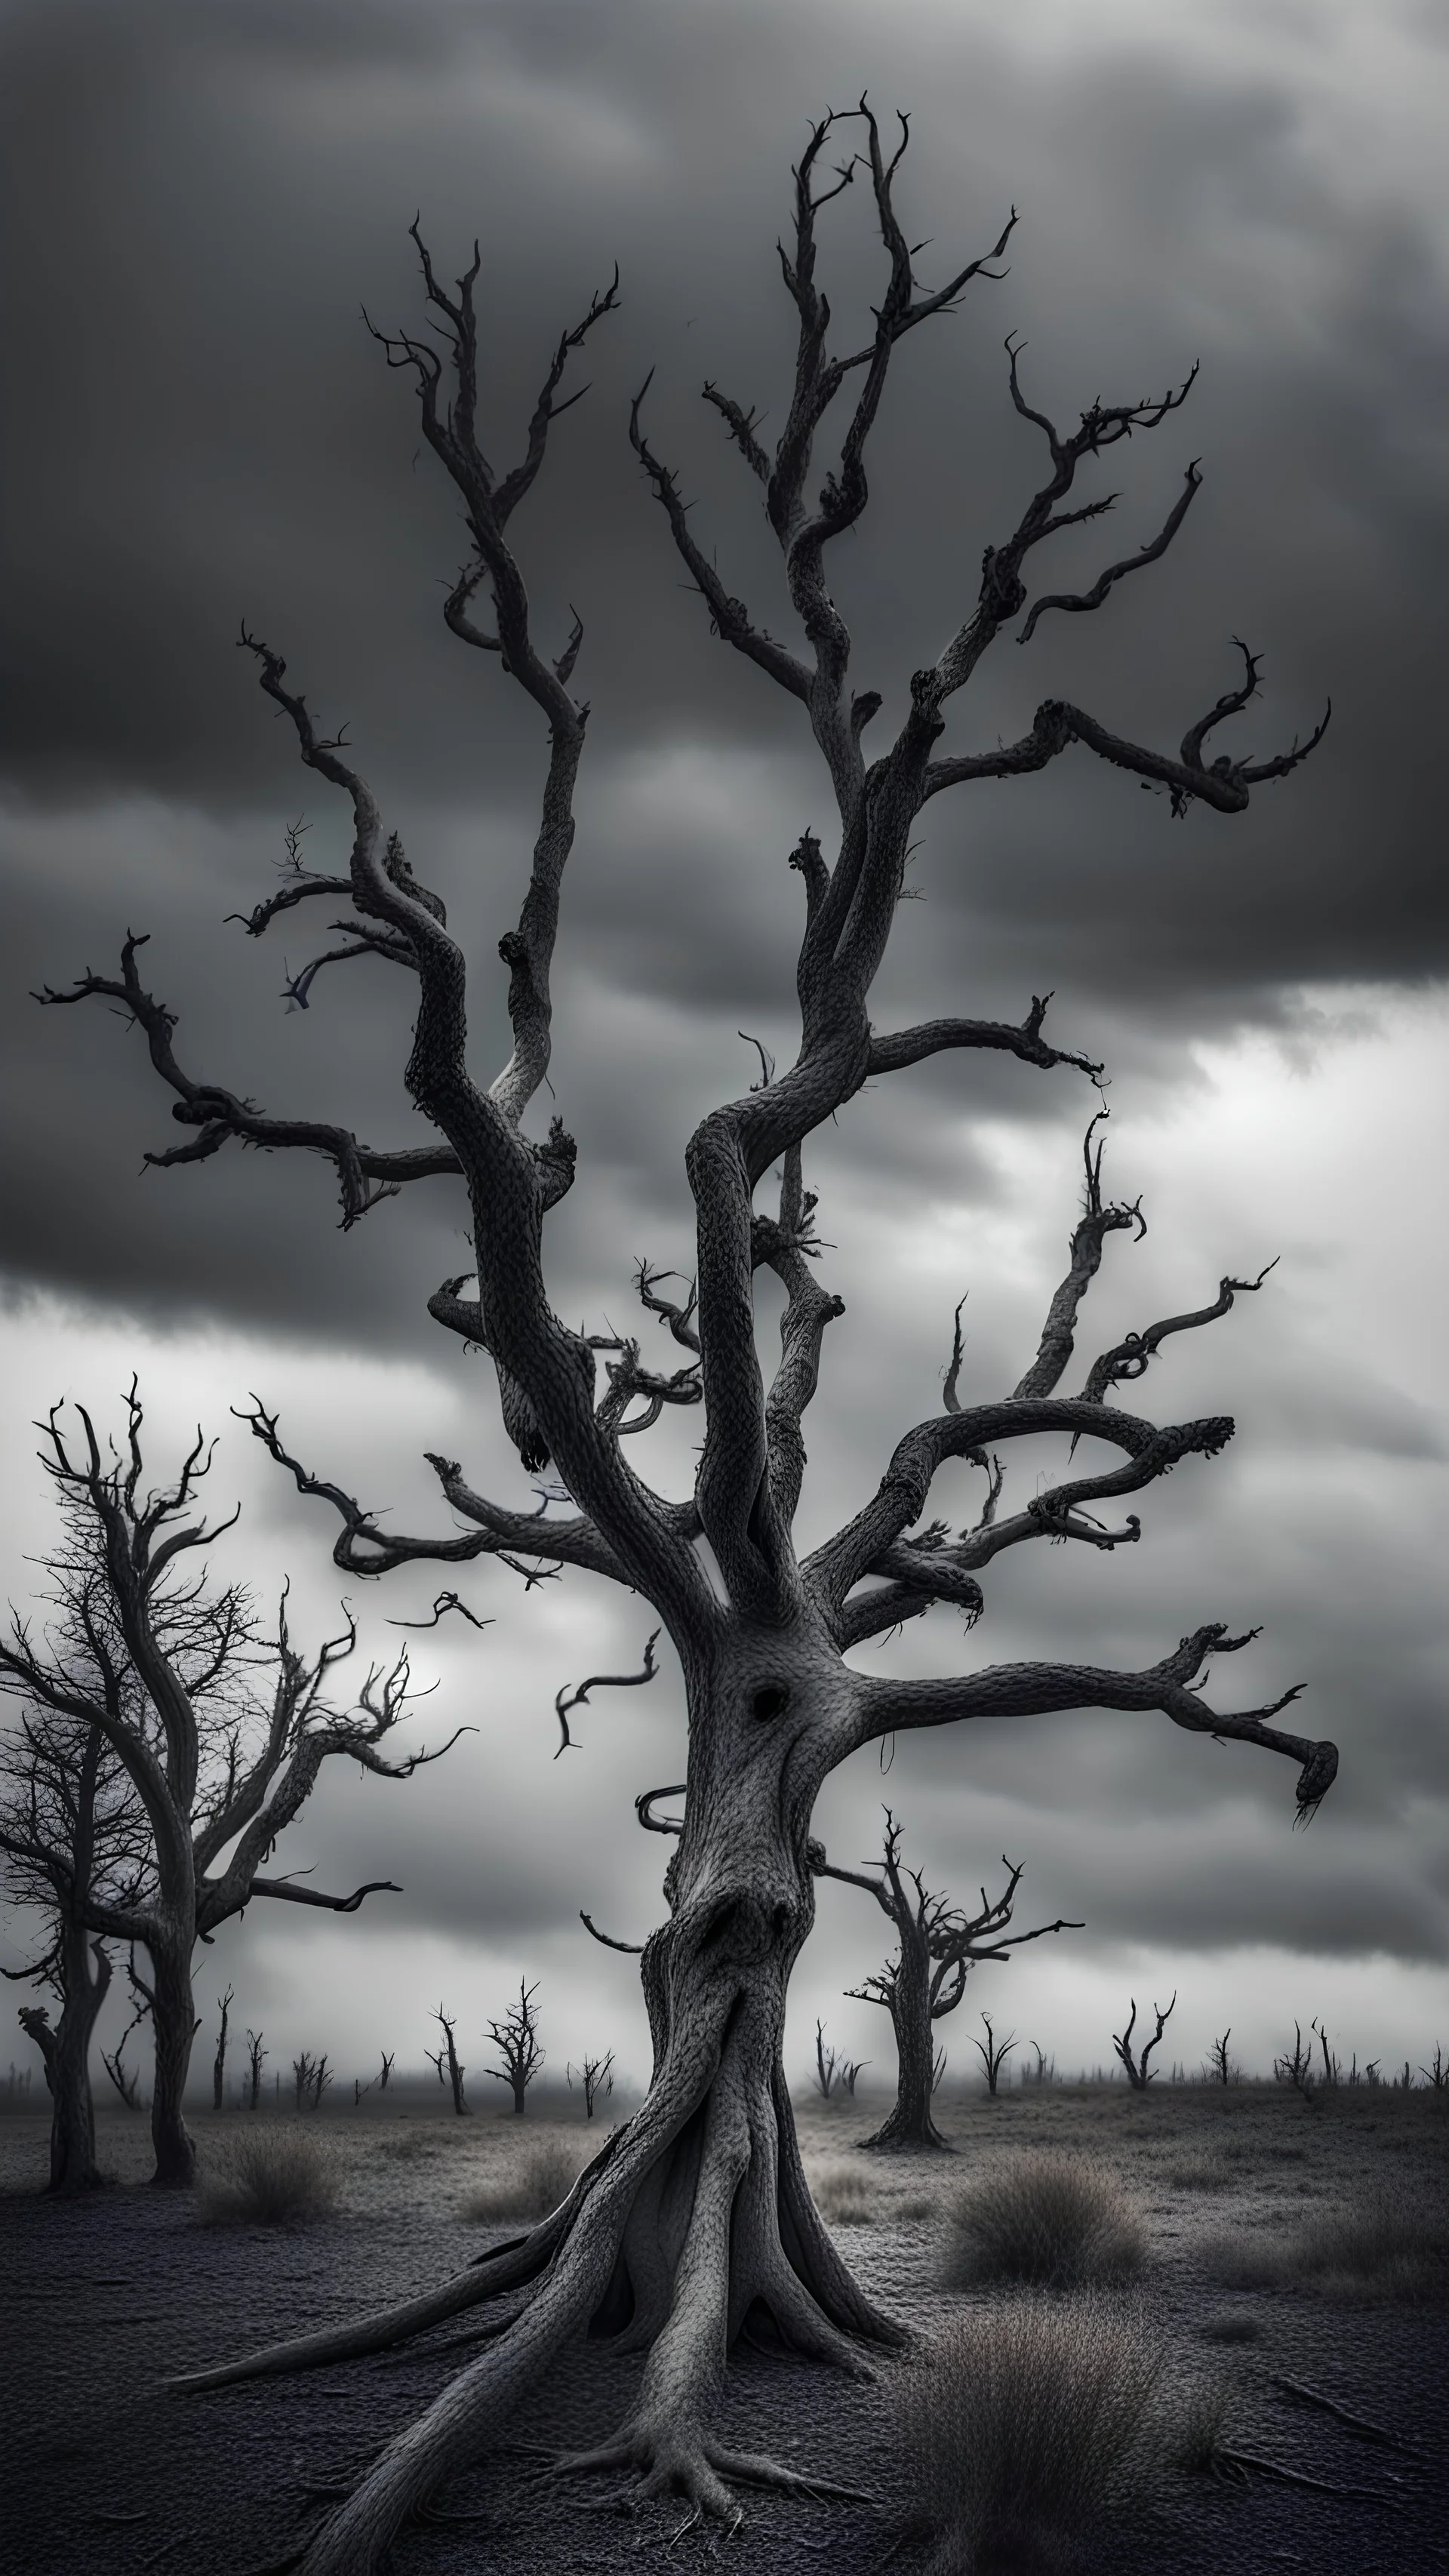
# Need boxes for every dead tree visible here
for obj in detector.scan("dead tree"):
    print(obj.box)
[568,2051,614,2119]
[1204,2029,1235,2085]
[212,1986,235,2112]
[245,2030,267,2111]
[2,1710,145,2191]
[1112,1993,1176,2089]
[816,1811,1078,2148]
[971,2011,1017,2097]
[485,1980,543,2114]
[310,2054,332,2110]
[48,112,1337,2561]
[425,2006,469,2114]
[1275,2022,1315,2092]
[813,2017,841,2100]
[378,2050,395,2091]
[0,1388,451,2187]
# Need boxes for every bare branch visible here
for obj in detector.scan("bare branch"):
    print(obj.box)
[853,1620,1334,1821]
[246,1876,401,1915]
[580,1910,645,1955]
[1018,460,1202,644]
[1080,1261,1277,1408]
[866,992,1103,1083]
[552,1630,661,1757]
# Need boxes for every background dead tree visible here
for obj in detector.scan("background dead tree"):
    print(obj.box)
[425,2006,469,2115]
[59,112,1336,2562]
[1313,2017,1341,2086]
[0,1388,448,2185]
[212,1985,234,2111]
[485,1980,543,2114]
[1422,2047,1447,2091]
[817,1811,1078,2148]
[567,2050,614,2118]
[245,2030,266,2110]
[378,2049,395,2091]
[971,2011,1017,2097]
[1204,2028,1236,2086]
[1275,2022,1316,2093]
[2,1709,146,2192]
[813,2017,841,2100]
[1112,1994,1177,2090]
[310,2054,332,2110]
[292,2051,316,2111]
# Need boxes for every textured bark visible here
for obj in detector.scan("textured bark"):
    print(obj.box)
[47,107,1336,2567]
[18,1931,111,2196]
[860,1906,946,2151]
[145,1942,198,2188]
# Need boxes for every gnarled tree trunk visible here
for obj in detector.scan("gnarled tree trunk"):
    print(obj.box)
[18,1934,112,2196]
[145,1941,199,2189]
[858,1909,946,2152]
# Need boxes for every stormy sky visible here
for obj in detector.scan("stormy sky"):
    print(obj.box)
[2,0,1446,2096]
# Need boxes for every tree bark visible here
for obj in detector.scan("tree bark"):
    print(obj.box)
[18,1934,112,2195]
[857,1911,948,2152]
[147,1944,199,2188]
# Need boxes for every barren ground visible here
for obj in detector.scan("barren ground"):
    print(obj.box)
[2,2082,1446,2574]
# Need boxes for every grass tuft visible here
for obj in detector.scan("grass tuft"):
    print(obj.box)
[1201,2190,1447,2305]
[891,2294,1161,2572]
[197,2125,338,2227]
[945,2153,1146,2291]
[810,2159,880,2226]
[460,2131,590,2225]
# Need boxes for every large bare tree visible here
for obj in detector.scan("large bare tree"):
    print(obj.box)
[42,109,1334,2563]
[0,1390,452,2186]
[815,1811,1080,2151]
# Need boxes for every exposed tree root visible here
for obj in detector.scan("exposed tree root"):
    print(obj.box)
[174,1993,904,2574]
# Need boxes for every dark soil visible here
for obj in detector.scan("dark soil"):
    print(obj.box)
[2,2085,1446,2574]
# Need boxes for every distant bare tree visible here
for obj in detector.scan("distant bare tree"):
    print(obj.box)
[485,1980,543,2114]
[0,1388,454,2185]
[817,1812,1078,2148]
[212,1985,235,2112]
[378,2050,395,2092]
[813,2018,841,2101]
[3,1711,145,2191]
[1112,1994,1177,2090]
[425,2006,469,2115]
[67,107,1337,2557]
[245,2029,267,2111]
[568,2051,614,2119]
[292,2052,316,2111]
[1204,2029,1235,2086]
[971,2011,1017,2098]
[310,2054,332,2110]
[1274,2021,1315,2093]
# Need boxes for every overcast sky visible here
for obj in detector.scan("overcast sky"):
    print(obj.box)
[2,0,1446,2098]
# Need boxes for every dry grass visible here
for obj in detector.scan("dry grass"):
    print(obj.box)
[1201,2189,1448,2305]
[196,2124,338,2227]
[810,2159,879,2226]
[891,2295,1162,2572]
[945,2154,1146,2292]
[460,2128,592,2225]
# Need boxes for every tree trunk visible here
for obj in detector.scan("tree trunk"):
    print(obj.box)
[858,1914,949,2153]
[148,1945,199,2187]
[18,1935,112,2195]
[181,1623,903,2573]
